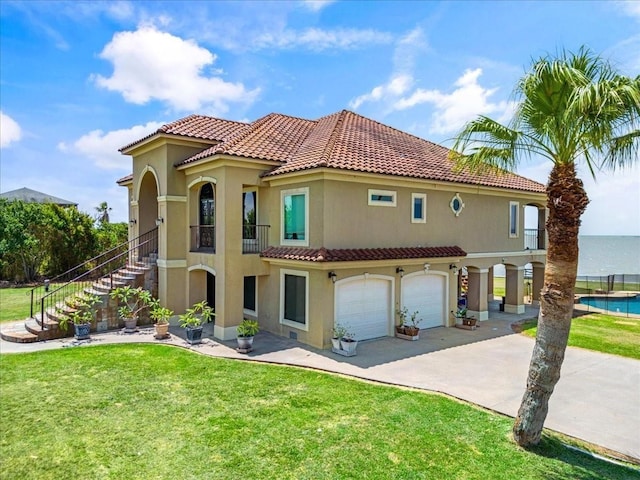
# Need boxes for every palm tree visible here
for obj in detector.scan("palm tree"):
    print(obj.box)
[95,201,111,225]
[450,47,639,447]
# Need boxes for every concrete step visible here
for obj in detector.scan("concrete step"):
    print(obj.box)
[25,318,67,340]
[0,321,39,343]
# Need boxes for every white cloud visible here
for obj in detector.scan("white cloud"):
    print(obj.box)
[0,112,22,148]
[394,68,515,135]
[251,27,393,51]
[349,74,413,109]
[93,26,260,113]
[300,0,335,12]
[348,27,426,110]
[58,121,163,170]
[616,0,640,20]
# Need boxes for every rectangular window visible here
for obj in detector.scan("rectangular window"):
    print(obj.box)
[243,276,256,313]
[509,201,519,238]
[280,269,308,330]
[242,190,257,240]
[411,193,427,223]
[281,188,308,245]
[368,189,397,207]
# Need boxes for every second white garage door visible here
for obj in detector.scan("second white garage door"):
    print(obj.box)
[335,276,392,341]
[401,274,446,329]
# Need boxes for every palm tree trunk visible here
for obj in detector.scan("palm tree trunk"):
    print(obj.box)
[513,162,589,447]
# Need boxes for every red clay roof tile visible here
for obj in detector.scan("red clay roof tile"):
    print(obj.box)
[120,110,545,193]
[261,246,467,262]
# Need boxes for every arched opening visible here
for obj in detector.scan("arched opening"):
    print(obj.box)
[139,171,159,235]
[524,204,546,249]
[196,183,215,250]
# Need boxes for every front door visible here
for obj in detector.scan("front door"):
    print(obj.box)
[206,272,215,318]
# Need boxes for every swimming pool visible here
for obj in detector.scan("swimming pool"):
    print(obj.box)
[578,294,640,315]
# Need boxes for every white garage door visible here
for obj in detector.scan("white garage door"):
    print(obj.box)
[401,274,445,329]
[335,277,391,341]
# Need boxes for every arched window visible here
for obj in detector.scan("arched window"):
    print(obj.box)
[200,183,214,226]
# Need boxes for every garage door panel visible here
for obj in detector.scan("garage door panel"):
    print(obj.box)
[402,275,445,329]
[336,277,391,341]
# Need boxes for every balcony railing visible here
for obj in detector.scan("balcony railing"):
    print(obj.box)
[190,224,270,254]
[524,228,546,250]
[243,225,270,254]
[190,225,216,253]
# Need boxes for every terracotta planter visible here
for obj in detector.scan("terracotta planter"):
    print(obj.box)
[395,325,406,335]
[405,326,419,336]
[462,317,477,327]
[155,322,169,337]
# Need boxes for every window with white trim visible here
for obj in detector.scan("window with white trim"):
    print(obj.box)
[281,187,309,246]
[280,269,309,330]
[368,189,397,207]
[509,201,519,238]
[411,193,427,223]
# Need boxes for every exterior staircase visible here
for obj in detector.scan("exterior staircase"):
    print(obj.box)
[0,230,158,344]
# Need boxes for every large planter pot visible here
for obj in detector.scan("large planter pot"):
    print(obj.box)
[340,339,358,355]
[186,326,203,344]
[237,335,254,351]
[155,322,170,337]
[73,322,91,340]
[123,317,138,333]
[462,317,477,327]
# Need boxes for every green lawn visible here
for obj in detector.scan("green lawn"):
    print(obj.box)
[1,344,637,479]
[0,286,36,323]
[519,313,640,360]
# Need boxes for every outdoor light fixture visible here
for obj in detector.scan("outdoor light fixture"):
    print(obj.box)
[423,263,430,272]
[449,264,458,275]
[129,219,137,225]
[328,271,337,283]
[396,267,404,277]
[155,217,164,226]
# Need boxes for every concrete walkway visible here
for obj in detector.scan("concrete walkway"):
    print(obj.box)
[2,306,639,463]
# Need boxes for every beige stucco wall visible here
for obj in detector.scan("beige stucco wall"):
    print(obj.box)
[123,138,546,349]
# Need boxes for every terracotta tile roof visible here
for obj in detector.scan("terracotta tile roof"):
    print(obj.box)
[181,113,316,164]
[263,110,545,193]
[260,245,467,262]
[120,110,545,194]
[117,174,133,185]
[119,114,248,152]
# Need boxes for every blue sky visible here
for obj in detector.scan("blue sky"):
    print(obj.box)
[1,0,638,235]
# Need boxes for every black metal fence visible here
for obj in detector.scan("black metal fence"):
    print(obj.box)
[574,274,640,318]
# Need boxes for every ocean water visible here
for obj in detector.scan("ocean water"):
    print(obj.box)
[577,236,640,276]
[492,235,640,277]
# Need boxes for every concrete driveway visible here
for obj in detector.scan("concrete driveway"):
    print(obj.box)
[2,306,639,462]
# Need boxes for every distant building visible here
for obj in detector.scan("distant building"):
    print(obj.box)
[0,187,77,207]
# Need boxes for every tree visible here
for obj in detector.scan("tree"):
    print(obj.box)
[450,47,639,447]
[95,201,112,225]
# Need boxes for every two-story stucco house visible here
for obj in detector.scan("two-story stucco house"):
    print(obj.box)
[118,109,547,349]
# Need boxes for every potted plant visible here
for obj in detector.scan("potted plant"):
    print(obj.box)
[58,293,99,340]
[454,308,477,327]
[236,318,259,351]
[405,310,422,337]
[149,297,173,338]
[109,285,152,332]
[395,306,408,335]
[179,300,214,344]
[339,329,358,355]
[331,324,347,350]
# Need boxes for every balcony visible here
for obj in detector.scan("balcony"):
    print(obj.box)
[242,225,270,254]
[524,228,546,250]
[190,225,215,253]
[190,225,270,254]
